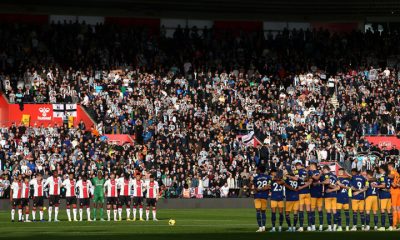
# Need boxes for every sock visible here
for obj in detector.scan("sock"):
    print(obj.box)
[310,211,315,225]
[113,209,117,220]
[327,213,332,226]
[366,213,370,226]
[152,209,157,220]
[336,212,341,226]
[39,211,43,220]
[25,213,29,221]
[55,207,59,220]
[87,208,91,220]
[48,206,53,221]
[318,211,323,226]
[100,208,104,219]
[32,210,36,220]
[389,212,393,226]
[381,213,386,227]
[18,209,22,221]
[308,211,312,227]
[11,209,15,221]
[118,208,122,219]
[374,214,378,227]
[79,209,83,220]
[133,208,137,219]
[360,213,365,225]
[353,212,358,226]
[107,209,111,220]
[261,211,266,227]
[139,207,143,219]
[344,210,350,227]
[127,208,131,219]
[393,211,397,226]
[73,208,77,220]
[279,213,284,226]
[271,212,276,227]
[93,208,97,219]
[67,208,71,220]
[294,213,298,227]
[256,210,262,227]
[146,208,150,220]
[285,213,291,227]
[299,211,304,227]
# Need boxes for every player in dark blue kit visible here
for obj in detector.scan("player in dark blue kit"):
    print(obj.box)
[269,169,285,232]
[350,168,367,231]
[365,170,379,231]
[308,163,324,231]
[321,165,340,231]
[252,165,271,232]
[284,169,300,232]
[376,165,394,231]
[294,162,312,232]
[337,168,351,231]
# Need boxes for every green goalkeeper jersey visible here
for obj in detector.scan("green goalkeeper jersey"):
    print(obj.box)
[92,177,105,196]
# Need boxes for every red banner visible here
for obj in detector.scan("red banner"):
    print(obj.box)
[365,136,400,150]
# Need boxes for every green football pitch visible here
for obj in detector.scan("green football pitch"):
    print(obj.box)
[0,209,399,240]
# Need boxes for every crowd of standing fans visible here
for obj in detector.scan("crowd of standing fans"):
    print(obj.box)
[0,21,400,199]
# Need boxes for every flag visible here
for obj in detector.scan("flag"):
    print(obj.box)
[68,116,74,128]
[21,114,30,126]
[52,104,77,118]
[237,131,261,147]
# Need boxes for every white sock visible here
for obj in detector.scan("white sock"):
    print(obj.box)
[73,208,77,220]
[127,209,131,219]
[79,209,83,221]
[39,211,43,220]
[86,208,91,220]
[55,207,59,220]
[113,210,117,220]
[152,209,156,219]
[25,214,30,221]
[139,208,143,219]
[118,208,122,219]
[133,208,137,219]
[18,209,22,221]
[146,209,149,219]
[48,206,53,221]
[11,209,15,220]
[67,209,71,221]
[107,210,111,220]
[32,210,36,220]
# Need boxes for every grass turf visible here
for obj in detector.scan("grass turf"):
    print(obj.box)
[0,209,399,240]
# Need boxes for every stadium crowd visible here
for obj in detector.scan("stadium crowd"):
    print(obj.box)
[0,21,400,201]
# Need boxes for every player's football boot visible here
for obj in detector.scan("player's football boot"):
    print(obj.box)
[307,226,311,231]
[318,225,323,231]
[269,227,276,232]
[278,226,282,232]
[54,219,60,222]
[337,226,343,232]
[350,226,357,231]
[153,218,159,221]
[387,226,393,231]
[139,218,145,221]
[377,227,385,231]
[297,227,303,232]
[345,226,349,231]
[25,220,31,223]
[87,219,92,222]
[261,226,265,232]
[256,227,264,232]
[100,218,105,221]
[127,218,132,221]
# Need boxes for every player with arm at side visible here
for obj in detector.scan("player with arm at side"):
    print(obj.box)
[21,176,31,222]
[321,165,340,231]
[376,165,393,231]
[269,169,284,232]
[43,171,62,222]
[283,169,300,232]
[117,173,133,221]
[350,168,368,231]
[104,173,119,221]
[294,162,312,232]
[251,165,271,232]
[30,174,45,222]
[308,163,324,231]
[62,173,78,221]
[76,175,93,221]
[145,175,159,221]
[388,162,400,229]
[10,174,23,222]
[91,171,105,221]
[365,170,379,231]
[132,173,145,221]
[336,168,351,231]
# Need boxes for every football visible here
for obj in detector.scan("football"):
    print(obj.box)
[168,219,176,226]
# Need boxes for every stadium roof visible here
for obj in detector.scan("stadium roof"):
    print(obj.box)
[0,0,400,21]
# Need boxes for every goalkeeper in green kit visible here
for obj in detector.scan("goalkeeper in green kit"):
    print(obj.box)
[92,171,106,221]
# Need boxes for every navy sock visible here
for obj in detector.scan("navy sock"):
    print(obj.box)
[353,213,358,226]
[360,213,365,225]
[336,212,342,226]
[271,212,276,227]
[308,211,312,226]
[374,214,378,226]
[366,213,370,226]
[327,213,332,225]
[261,211,266,227]
[318,211,323,225]
[299,211,304,227]
[344,210,350,226]
[293,213,298,227]
[388,212,393,226]
[381,213,386,227]
[256,210,262,227]
[285,213,291,227]
[279,213,284,226]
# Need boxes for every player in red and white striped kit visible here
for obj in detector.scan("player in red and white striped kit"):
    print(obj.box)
[44,171,62,222]
[30,174,45,221]
[104,173,118,221]
[117,173,133,221]
[144,175,159,221]
[76,175,93,221]
[62,173,78,221]
[10,174,23,222]
[132,173,145,221]
[21,176,31,222]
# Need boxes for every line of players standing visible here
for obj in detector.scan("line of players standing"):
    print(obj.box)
[9,170,160,222]
[253,162,400,232]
